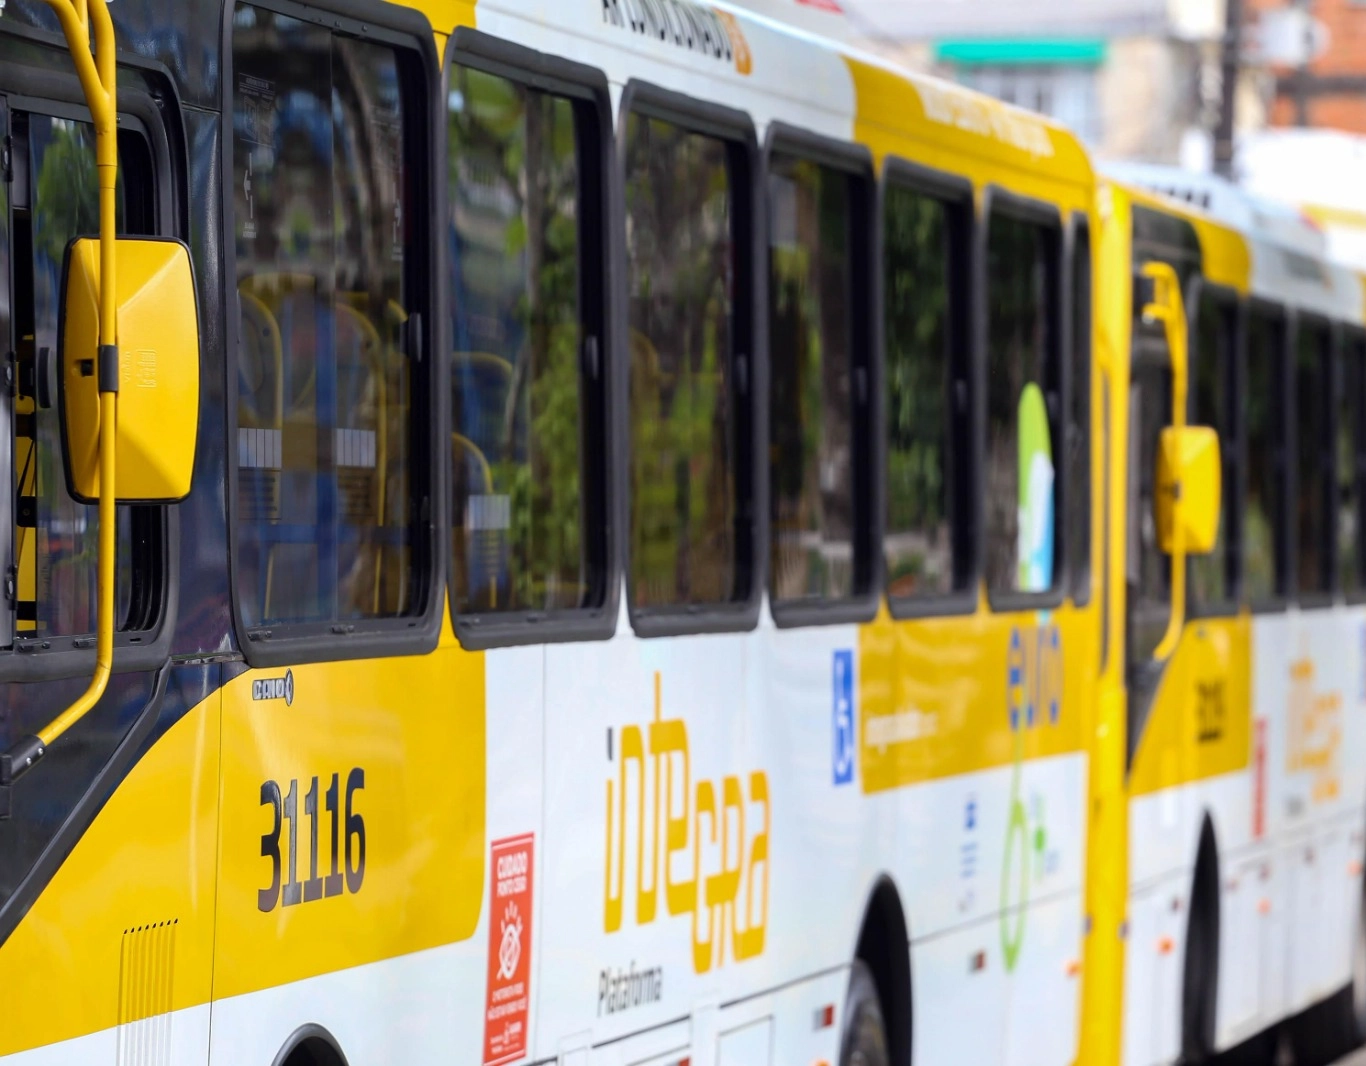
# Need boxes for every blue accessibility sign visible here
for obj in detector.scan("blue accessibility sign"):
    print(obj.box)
[833,650,855,786]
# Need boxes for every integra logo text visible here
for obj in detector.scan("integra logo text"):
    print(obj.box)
[252,669,294,706]
[601,0,752,76]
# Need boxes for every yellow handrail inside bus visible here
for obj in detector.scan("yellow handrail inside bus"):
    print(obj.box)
[30,0,119,752]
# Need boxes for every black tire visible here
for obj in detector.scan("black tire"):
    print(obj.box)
[1181,911,1216,1064]
[1181,838,1220,1065]
[841,961,892,1066]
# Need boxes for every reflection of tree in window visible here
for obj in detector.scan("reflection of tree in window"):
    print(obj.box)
[447,67,584,614]
[768,156,853,603]
[985,212,1058,594]
[1067,225,1091,600]
[1295,322,1331,596]
[625,116,736,609]
[1190,293,1233,607]
[231,6,416,627]
[19,116,144,638]
[1244,310,1285,601]
[883,185,954,598]
[1339,339,1364,594]
[1130,362,1172,664]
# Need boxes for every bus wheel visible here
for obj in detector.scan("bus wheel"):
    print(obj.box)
[840,961,891,1066]
[1181,827,1220,1064]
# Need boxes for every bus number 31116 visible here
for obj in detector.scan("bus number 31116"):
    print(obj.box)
[258,768,367,912]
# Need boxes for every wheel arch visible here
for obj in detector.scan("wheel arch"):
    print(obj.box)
[855,873,913,1066]
[1181,811,1222,1059]
[271,1023,350,1066]
[1189,811,1221,942]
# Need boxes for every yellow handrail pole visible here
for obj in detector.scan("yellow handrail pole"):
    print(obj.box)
[33,0,120,750]
[1142,262,1189,662]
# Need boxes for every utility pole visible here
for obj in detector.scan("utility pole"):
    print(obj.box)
[1213,0,1243,177]
[1294,0,1311,125]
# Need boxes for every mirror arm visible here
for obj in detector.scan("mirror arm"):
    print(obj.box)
[1141,261,1190,663]
[17,0,122,764]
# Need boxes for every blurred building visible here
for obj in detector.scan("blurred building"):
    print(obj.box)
[1242,0,1366,131]
[843,0,1256,162]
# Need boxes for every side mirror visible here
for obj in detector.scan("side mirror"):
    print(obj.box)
[1155,425,1221,556]
[60,236,200,502]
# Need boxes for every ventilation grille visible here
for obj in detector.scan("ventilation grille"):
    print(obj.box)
[117,919,178,1066]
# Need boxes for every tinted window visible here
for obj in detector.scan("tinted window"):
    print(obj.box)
[1245,307,1287,602]
[625,114,746,610]
[1296,320,1332,596]
[768,155,857,603]
[985,209,1061,596]
[1130,361,1173,663]
[447,67,602,616]
[0,108,165,919]
[232,7,421,629]
[1340,334,1365,594]
[883,182,970,599]
[11,114,159,640]
[1068,222,1092,600]
[1190,292,1237,607]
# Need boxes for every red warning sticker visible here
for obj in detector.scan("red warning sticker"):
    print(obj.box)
[483,834,534,1066]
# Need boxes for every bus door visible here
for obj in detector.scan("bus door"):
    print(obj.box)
[1126,289,1176,710]
[1124,261,1224,748]
[0,50,212,1063]
[1123,259,1226,1064]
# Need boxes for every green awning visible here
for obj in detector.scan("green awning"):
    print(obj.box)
[935,38,1107,66]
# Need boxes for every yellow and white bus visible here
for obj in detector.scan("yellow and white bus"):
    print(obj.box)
[0,2,1361,1066]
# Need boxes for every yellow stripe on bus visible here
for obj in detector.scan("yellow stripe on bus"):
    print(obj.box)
[858,605,1094,792]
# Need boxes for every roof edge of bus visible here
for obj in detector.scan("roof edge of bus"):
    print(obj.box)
[709,0,1095,182]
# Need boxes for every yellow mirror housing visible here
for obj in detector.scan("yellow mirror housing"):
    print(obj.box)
[60,236,200,503]
[1156,425,1221,556]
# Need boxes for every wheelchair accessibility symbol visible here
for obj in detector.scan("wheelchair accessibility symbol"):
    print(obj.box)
[833,650,855,786]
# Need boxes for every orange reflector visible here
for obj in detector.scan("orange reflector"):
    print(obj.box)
[1066,959,1082,978]
[1259,898,1272,915]
[1158,936,1175,955]
[1349,861,1362,878]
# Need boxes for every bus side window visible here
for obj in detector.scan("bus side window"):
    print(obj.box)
[1244,304,1289,604]
[1067,217,1092,604]
[984,201,1063,600]
[767,147,874,612]
[1189,290,1239,610]
[446,64,608,622]
[9,112,163,644]
[1340,331,1366,595]
[231,7,426,634]
[1127,342,1172,667]
[624,109,754,617]
[882,172,974,605]
[1294,317,1334,599]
